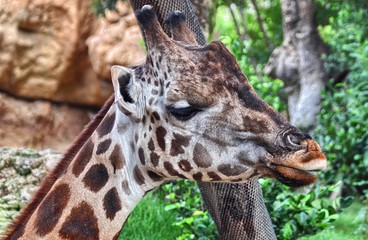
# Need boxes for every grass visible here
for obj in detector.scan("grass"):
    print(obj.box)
[300,201,367,240]
[119,189,181,240]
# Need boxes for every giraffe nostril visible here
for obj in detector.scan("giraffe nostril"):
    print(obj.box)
[286,133,302,146]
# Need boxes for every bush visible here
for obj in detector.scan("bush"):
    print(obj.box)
[162,180,218,240]
[261,179,352,239]
[316,2,368,197]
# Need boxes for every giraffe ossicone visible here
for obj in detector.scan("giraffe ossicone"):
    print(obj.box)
[4,5,327,239]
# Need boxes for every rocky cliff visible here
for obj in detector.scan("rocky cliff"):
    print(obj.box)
[0,0,145,150]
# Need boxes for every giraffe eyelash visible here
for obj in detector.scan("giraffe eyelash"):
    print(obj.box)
[167,105,202,121]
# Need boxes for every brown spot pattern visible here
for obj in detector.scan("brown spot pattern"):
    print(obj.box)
[72,139,94,177]
[103,187,122,220]
[9,225,25,239]
[133,166,145,185]
[109,145,125,173]
[96,139,112,155]
[193,143,213,168]
[231,178,242,182]
[121,180,131,195]
[242,115,269,133]
[82,164,109,192]
[164,162,186,179]
[150,152,160,167]
[138,147,145,165]
[34,183,70,236]
[152,111,160,120]
[59,201,99,240]
[170,133,191,156]
[135,134,138,143]
[156,126,167,151]
[192,172,203,181]
[113,230,122,240]
[218,164,248,176]
[237,151,255,166]
[147,170,164,182]
[97,112,115,138]
[208,172,221,181]
[178,160,192,172]
[148,139,155,151]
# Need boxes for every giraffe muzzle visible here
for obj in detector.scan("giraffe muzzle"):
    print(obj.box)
[282,138,327,170]
[268,130,327,186]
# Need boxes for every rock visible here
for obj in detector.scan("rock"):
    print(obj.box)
[0,1,147,149]
[0,92,94,151]
[0,147,62,231]
[87,1,146,80]
[0,0,146,106]
[0,0,112,106]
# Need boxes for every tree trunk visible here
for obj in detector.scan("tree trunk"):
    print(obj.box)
[265,0,327,134]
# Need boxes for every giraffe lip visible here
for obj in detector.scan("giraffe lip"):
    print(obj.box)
[271,164,320,174]
[282,158,327,172]
[270,164,319,186]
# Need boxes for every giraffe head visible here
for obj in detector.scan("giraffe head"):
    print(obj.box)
[111,6,326,187]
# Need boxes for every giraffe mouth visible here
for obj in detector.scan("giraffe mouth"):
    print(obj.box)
[270,164,320,187]
[266,136,327,187]
[280,156,327,172]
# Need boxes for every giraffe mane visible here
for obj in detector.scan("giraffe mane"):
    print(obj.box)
[3,96,114,239]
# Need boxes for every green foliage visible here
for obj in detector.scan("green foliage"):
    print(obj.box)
[301,201,367,240]
[162,180,218,240]
[214,1,283,64]
[316,80,368,196]
[354,196,368,236]
[261,179,353,239]
[316,2,368,197]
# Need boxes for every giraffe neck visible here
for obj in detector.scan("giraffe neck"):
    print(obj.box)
[13,104,162,239]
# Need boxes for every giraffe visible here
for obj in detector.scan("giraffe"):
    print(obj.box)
[4,6,327,239]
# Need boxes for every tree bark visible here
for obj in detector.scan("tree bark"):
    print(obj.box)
[265,0,327,134]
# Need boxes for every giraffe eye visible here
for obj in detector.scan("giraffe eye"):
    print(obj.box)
[168,106,201,121]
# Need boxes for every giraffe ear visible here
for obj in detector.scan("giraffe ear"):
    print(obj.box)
[111,65,144,119]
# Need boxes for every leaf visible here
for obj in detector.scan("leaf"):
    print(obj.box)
[311,199,322,209]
